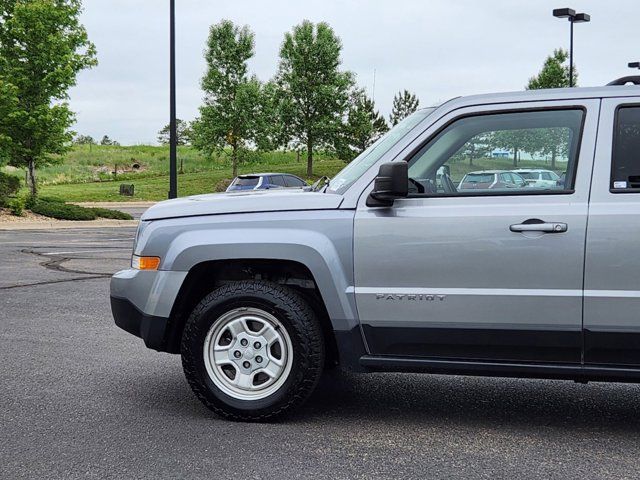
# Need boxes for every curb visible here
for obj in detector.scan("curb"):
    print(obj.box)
[73,202,157,208]
[0,220,139,231]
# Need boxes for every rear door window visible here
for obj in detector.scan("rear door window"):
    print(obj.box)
[611,106,640,191]
[270,175,287,187]
[284,175,306,187]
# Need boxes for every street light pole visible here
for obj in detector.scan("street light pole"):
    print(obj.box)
[569,19,573,86]
[553,8,590,88]
[168,0,178,199]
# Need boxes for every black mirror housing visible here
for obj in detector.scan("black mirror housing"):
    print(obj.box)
[366,162,409,207]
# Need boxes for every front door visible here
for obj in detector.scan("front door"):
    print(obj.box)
[354,100,600,363]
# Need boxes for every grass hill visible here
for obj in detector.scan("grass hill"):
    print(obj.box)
[1,145,345,202]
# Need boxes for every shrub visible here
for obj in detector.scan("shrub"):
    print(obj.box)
[26,195,64,209]
[24,194,37,210]
[30,199,96,221]
[27,197,132,221]
[89,207,133,220]
[214,178,233,192]
[8,196,25,216]
[0,172,20,206]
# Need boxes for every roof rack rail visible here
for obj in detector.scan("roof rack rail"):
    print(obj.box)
[607,76,640,86]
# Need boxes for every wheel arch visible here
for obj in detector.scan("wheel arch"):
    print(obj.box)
[163,257,349,367]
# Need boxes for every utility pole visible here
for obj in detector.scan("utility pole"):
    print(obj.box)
[168,0,178,199]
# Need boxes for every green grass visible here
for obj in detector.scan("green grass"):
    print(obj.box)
[0,145,346,202]
[39,161,344,202]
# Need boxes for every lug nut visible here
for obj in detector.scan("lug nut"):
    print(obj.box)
[234,351,242,358]
[240,339,248,346]
[256,356,263,364]
[254,341,261,349]
[243,361,251,369]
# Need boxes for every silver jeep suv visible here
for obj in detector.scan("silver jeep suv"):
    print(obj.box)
[112,78,640,420]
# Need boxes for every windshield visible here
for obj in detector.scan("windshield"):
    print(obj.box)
[516,172,537,180]
[327,108,435,194]
[232,177,259,187]
[462,173,495,183]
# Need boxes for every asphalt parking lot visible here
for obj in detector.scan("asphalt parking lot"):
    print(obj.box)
[2,227,640,479]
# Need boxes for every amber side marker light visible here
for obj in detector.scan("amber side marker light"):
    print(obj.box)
[132,255,161,271]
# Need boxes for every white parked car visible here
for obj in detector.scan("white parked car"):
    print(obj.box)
[512,169,561,188]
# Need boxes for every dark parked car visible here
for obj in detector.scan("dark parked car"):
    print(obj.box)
[226,173,307,192]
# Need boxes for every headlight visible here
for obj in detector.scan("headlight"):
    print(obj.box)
[131,221,156,269]
[133,220,150,252]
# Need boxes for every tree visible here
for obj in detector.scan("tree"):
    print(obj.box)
[274,20,354,176]
[527,48,577,90]
[0,0,97,195]
[100,135,119,146]
[157,119,192,146]
[335,89,388,162]
[525,49,577,169]
[491,129,539,168]
[253,80,282,152]
[0,79,18,165]
[534,128,570,169]
[191,20,261,178]
[74,135,95,145]
[454,133,494,166]
[389,90,420,126]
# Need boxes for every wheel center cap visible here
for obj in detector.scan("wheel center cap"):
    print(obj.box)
[244,349,255,360]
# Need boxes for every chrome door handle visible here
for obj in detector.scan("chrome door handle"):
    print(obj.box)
[510,222,568,233]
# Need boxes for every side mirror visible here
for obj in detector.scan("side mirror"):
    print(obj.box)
[366,162,409,207]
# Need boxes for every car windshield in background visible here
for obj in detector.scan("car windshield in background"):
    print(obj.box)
[327,108,435,194]
[516,172,537,180]
[232,177,259,187]
[463,173,494,183]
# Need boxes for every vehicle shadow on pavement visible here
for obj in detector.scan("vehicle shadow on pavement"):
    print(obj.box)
[296,369,640,432]
[108,366,640,432]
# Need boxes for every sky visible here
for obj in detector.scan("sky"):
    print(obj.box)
[69,0,639,145]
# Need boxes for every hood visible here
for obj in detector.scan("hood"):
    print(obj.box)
[141,189,344,221]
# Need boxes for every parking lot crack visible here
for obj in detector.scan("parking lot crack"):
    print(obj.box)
[21,249,116,277]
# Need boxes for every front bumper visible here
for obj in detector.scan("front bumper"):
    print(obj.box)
[111,296,170,351]
[110,269,188,351]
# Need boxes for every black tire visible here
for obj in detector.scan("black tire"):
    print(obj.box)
[181,280,325,421]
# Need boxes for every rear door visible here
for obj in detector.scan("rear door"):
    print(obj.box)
[584,98,640,365]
